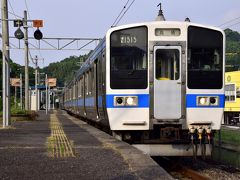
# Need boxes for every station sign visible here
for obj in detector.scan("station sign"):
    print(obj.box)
[10,78,21,87]
[46,78,57,87]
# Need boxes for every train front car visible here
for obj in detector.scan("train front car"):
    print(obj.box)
[106,22,225,157]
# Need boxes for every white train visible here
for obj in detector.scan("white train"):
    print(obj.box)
[62,9,225,157]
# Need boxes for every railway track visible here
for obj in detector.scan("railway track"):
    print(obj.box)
[153,157,211,180]
[154,156,240,180]
[169,164,211,180]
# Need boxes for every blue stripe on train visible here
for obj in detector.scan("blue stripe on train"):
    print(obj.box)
[67,96,103,108]
[106,94,149,108]
[186,94,225,108]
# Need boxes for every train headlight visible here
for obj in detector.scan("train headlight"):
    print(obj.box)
[197,96,209,106]
[114,96,138,106]
[125,96,138,106]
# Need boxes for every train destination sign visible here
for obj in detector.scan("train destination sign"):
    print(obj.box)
[120,35,137,44]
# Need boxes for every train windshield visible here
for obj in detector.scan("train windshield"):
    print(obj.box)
[187,26,223,89]
[110,26,148,89]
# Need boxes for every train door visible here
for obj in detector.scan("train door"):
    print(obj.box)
[154,46,182,119]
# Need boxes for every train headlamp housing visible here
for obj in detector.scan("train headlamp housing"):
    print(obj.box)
[125,96,138,106]
[209,96,219,106]
[197,96,219,106]
[197,96,209,106]
[114,96,138,107]
[114,96,125,106]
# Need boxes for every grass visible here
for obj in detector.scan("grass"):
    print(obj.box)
[0,107,28,116]
[215,129,240,145]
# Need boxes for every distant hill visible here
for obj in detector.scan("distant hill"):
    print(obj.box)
[0,50,35,90]
[225,28,240,71]
[42,53,89,87]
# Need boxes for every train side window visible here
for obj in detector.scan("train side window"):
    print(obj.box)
[72,84,75,99]
[75,82,78,99]
[74,83,76,99]
[88,69,92,95]
[91,69,94,94]
[81,77,84,97]
[155,49,179,80]
[79,78,82,97]
[85,73,88,95]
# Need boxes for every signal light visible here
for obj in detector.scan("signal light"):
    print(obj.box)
[34,28,43,40]
[14,27,24,40]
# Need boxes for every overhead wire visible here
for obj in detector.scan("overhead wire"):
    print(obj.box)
[8,0,19,19]
[221,20,240,29]
[111,0,130,27]
[0,8,22,19]
[24,0,44,64]
[218,16,240,27]
[115,0,136,26]
[24,0,31,20]
[225,21,240,28]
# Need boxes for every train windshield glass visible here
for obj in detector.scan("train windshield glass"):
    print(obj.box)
[187,26,223,89]
[110,26,148,89]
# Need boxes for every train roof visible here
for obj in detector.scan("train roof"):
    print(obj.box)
[107,20,225,35]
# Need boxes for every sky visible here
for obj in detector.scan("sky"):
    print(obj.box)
[1,0,240,68]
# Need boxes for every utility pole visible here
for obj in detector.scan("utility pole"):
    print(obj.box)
[33,55,39,111]
[20,73,23,110]
[14,86,17,108]
[23,10,29,111]
[45,74,48,114]
[1,0,11,127]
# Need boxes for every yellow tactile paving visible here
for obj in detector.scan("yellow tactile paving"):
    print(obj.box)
[47,112,75,158]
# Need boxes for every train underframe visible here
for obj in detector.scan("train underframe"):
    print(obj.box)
[65,107,215,157]
[112,124,215,158]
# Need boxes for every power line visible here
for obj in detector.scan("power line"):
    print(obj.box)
[218,16,240,27]
[24,0,44,62]
[8,0,18,19]
[0,7,22,19]
[225,21,240,28]
[111,0,130,27]
[115,0,135,26]
[24,0,31,19]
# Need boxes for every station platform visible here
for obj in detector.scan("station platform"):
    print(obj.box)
[0,110,172,179]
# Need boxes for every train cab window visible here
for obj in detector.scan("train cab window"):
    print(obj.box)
[187,26,223,89]
[110,26,148,89]
[155,49,179,80]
